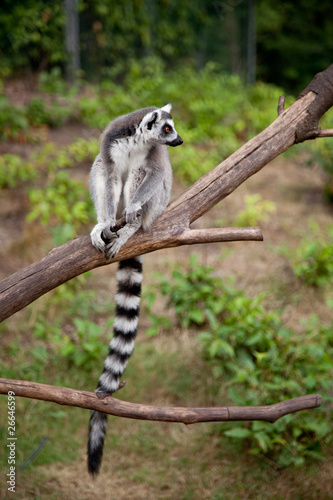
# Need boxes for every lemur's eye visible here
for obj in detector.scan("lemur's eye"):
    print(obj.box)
[165,126,170,133]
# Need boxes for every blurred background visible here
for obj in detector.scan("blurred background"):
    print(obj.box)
[0,1,333,498]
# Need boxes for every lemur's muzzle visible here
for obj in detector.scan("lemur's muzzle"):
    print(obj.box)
[168,135,183,147]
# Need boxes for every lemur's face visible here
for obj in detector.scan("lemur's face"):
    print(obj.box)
[143,108,183,147]
[158,117,183,147]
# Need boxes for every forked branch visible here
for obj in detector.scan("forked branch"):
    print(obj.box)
[0,379,322,424]
[0,65,332,428]
[1,66,333,322]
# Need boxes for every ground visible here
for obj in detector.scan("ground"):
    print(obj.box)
[0,97,333,499]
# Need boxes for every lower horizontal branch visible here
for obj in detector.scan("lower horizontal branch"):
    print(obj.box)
[0,378,321,425]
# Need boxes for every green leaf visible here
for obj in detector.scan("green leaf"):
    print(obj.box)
[224,427,252,439]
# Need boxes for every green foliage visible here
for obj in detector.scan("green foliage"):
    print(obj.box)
[26,97,73,128]
[27,170,94,239]
[204,314,333,467]
[0,136,99,239]
[151,257,333,466]
[257,0,333,92]
[154,255,227,329]
[170,144,222,186]
[0,1,65,74]
[0,92,75,141]
[78,63,292,183]
[25,97,53,126]
[235,194,276,226]
[33,314,108,371]
[28,137,100,174]
[0,95,28,140]
[143,291,172,337]
[38,67,72,95]
[0,154,37,188]
[79,1,228,78]
[0,134,99,248]
[78,80,137,129]
[31,277,113,371]
[1,63,295,188]
[282,224,333,287]
[0,278,114,470]
[0,0,332,95]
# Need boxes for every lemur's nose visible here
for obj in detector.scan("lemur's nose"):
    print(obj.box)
[169,135,183,147]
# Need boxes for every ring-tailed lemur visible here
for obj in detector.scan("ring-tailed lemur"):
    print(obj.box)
[88,104,183,476]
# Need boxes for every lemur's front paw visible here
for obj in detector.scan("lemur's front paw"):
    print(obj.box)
[90,222,117,253]
[105,237,123,259]
[124,204,142,225]
[102,225,118,242]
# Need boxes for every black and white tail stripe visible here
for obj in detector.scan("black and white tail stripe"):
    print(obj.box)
[87,256,143,476]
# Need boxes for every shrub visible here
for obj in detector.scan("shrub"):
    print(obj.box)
[0,154,37,188]
[281,223,333,287]
[0,93,74,141]
[0,96,28,140]
[27,170,95,241]
[235,194,276,227]
[26,97,73,128]
[151,257,333,466]
[31,277,113,371]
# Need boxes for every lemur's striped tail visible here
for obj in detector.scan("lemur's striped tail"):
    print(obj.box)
[88,256,143,476]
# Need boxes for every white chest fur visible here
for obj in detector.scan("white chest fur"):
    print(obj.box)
[110,135,148,214]
[110,136,147,176]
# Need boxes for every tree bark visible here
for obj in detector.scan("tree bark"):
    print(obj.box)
[0,65,332,425]
[0,379,322,425]
[0,64,332,324]
[0,227,262,322]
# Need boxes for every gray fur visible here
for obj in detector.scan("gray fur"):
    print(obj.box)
[88,105,182,476]
[89,104,182,257]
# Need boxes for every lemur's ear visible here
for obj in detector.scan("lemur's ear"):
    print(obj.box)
[145,111,159,130]
[161,103,172,113]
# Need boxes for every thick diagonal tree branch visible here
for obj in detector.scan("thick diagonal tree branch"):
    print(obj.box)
[0,227,262,322]
[0,64,332,427]
[1,66,332,323]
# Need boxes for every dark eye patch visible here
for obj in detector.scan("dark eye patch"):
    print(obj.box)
[164,123,173,133]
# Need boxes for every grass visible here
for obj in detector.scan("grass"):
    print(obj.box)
[1,73,333,498]
[1,206,332,500]
[1,323,333,499]
[2,219,333,498]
